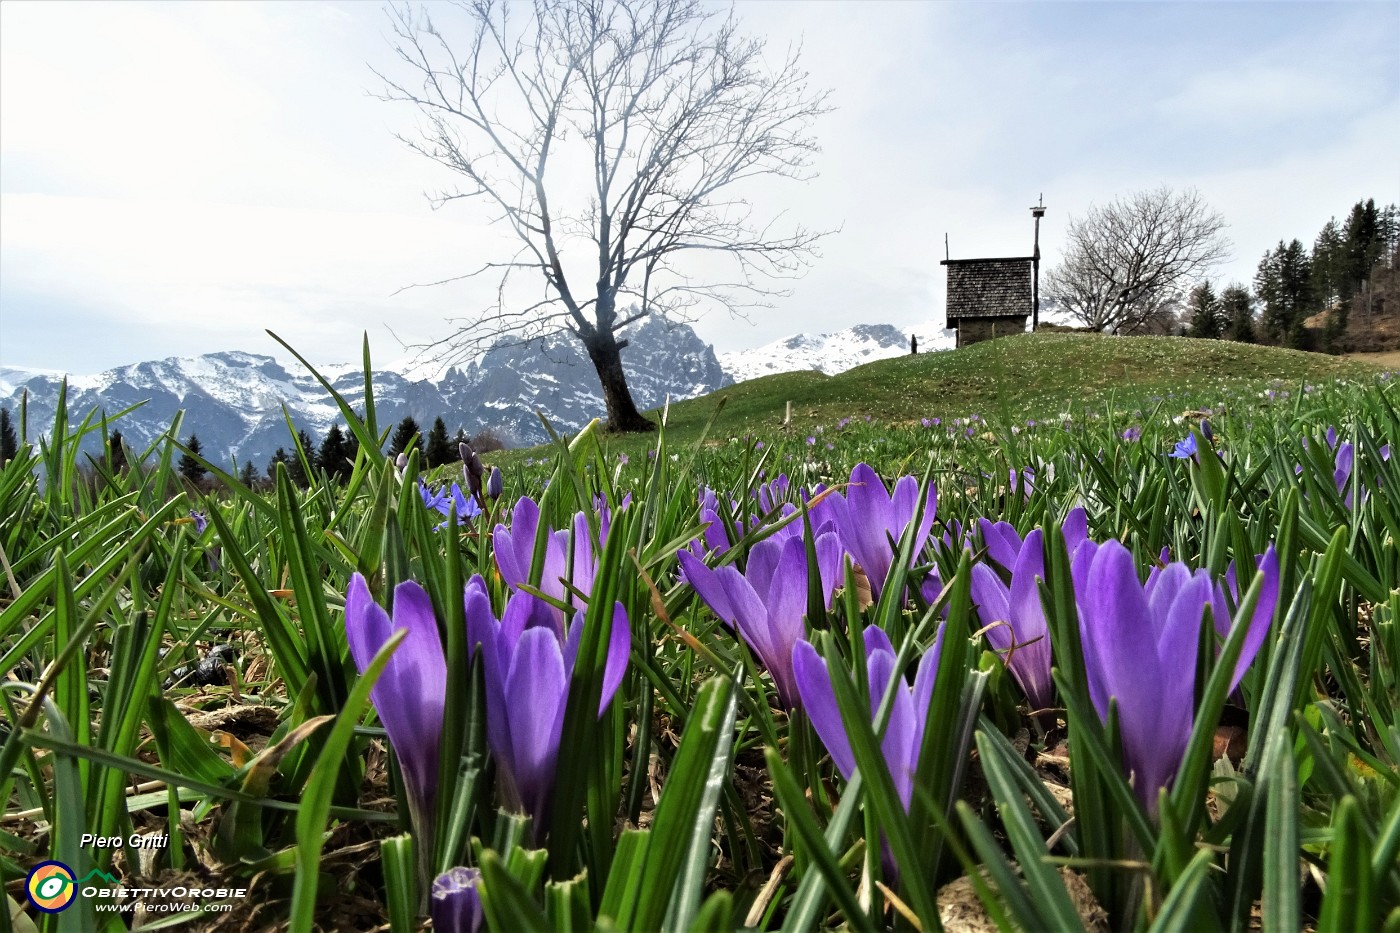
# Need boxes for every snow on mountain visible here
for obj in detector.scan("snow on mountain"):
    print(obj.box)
[0,316,729,465]
[718,322,955,383]
[1,315,964,465]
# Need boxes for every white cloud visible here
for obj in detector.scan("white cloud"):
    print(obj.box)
[1,0,1396,373]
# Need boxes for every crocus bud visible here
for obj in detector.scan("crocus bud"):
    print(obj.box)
[487,466,503,500]
[460,440,484,503]
[395,452,408,471]
[431,866,484,933]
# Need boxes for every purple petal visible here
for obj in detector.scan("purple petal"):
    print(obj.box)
[346,572,394,676]
[431,867,484,933]
[566,512,598,606]
[502,627,569,824]
[1063,508,1088,555]
[970,564,1013,651]
[1229,546,1279,690]
[678,550,736,627]
[761,539,809,709]
[1081,541,1153,729]
[911,624,944,753]
[978,518,1023,572]
[699,508,730,554]
[866,642,917,809]
[725,565,783,689]
[1134,574,1208,804]
[599,602,631,714]
[500,589,561,651]
[1007,529,1052,711]
[347,577,446,828]
[843,464,896,594]
[746,536,785,605]
[1145,563,1192,640]
[794,640,856,782]
[815,530,846,608]
[464,575,495,660]
[494,497,541,588]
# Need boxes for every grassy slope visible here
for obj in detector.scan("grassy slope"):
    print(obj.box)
[492,333,1388,462]
[651,333,1382,431]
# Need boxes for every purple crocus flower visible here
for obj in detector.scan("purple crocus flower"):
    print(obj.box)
[1121,426,1142,443]
[1212,547,1280,686]
[678,533,842,710]
[830,463,937,600]
[460,440,485,506]
[431,867,484,933]
[420,481,483,529]
[1075,541,1275,813]
[793,625,942,810]
[978,507,1088,575]
[755,474,791,512]
[345,574,446,839]
[1169,432,1198,459]
[464,578,629,834]
[1295,428,1389,508]
[969,529,1053,713]
[493,498,610,633]
[189,509,222,571]
[1009,467,1035,500]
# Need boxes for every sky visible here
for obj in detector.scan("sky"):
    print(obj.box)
[1,1,1397,376]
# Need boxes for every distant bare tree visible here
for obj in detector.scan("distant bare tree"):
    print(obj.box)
[1044,187,1230,335]
[377,0,831,432]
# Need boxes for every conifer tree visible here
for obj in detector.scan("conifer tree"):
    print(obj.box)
[1186,282,1223,339]
[453,428,469,451]
[1,407,19,464]
[390,416,421,457]
[426,417,452,467]
[1310,220,1343,306]
[107,430,128,474]
[178,435,207,484]
[318,424,350,482]
[1343,198,1382,294]
[1255,239,1312,346]
[268,447,291,481]
[238,459,260,488]
[1221,285,1256,344]
[289,430,316,488]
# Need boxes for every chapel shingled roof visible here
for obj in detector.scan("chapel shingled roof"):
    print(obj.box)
[941,257,1033,320]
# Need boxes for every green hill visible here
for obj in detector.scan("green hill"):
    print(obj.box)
[490,333,1390,463]
[651,333,1386,435]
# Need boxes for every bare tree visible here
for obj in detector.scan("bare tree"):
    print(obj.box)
[1043,187,1230,335]
[377,0,831,432]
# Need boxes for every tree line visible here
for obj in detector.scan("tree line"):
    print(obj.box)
[169,416,504,490]
[1046,190,1398,353]
[1185,198,1398,351]
[1187,196,1394,348]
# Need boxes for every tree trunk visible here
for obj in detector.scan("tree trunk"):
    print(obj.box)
[583,330,656,434]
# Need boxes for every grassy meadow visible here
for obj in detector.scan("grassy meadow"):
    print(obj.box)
[2,333,1397,932]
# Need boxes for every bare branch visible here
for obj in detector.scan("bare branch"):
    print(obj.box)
[377,0,831,431]
[1044,186,1231,335]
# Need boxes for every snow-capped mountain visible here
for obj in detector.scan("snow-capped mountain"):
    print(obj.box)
[0,316,729,466]
[718,323,955,383]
